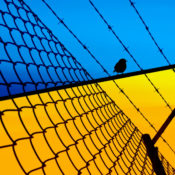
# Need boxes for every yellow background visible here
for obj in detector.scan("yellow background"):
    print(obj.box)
[0,69,174,174]
[100,69,175,167]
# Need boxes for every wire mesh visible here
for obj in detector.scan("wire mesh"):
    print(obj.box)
[1,82,175,175]
[41,0,175,155]
[0,0,91,98]
[0,0,175,174]
[128,0,172,66]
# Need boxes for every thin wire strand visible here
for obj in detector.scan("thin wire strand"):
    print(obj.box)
[0,0,175,174]
[88,0,172,111]
[41,0,175,155]
[128,0,173,67]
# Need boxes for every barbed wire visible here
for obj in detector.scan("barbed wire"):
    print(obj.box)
[88,0,172,110]
[40,0,175,155]
[0,0,92,99]
[128,0,173,67]
[0,0,175,174]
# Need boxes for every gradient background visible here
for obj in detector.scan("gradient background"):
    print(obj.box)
[25,0,175,78]
[24,0,175,165]
[0,0,175,172]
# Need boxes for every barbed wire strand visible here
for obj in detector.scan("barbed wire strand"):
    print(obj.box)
[0,0,175,174]
[128,0,173,67]
[88,0,172,110]
[40,0,175,155]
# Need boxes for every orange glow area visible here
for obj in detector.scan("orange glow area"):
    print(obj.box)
[100,69,175,166]
[0,69,175,174]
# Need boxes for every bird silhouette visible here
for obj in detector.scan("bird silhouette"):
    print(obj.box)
[113,58,127,73]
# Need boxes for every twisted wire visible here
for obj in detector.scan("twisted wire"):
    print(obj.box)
[0,0,175,174]
[128,0,173,66]
[41,0,175,155]
[0,0,91,98]
[88,0,172,111]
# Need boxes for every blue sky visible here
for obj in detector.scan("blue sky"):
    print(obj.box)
[0,0,175,97]
[0,0,175,164]
[1,0,175,164]
[25,0,175,79]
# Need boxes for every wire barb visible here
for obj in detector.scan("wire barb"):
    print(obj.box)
[88,0,175,154]
[39,1,175,154]
[128,0,172,66]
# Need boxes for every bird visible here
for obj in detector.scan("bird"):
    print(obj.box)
[113,58,127,73]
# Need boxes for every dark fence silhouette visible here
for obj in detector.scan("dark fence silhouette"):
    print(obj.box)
[0,0,91,98]
[0,0,175,174]
[42,0,175,156]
